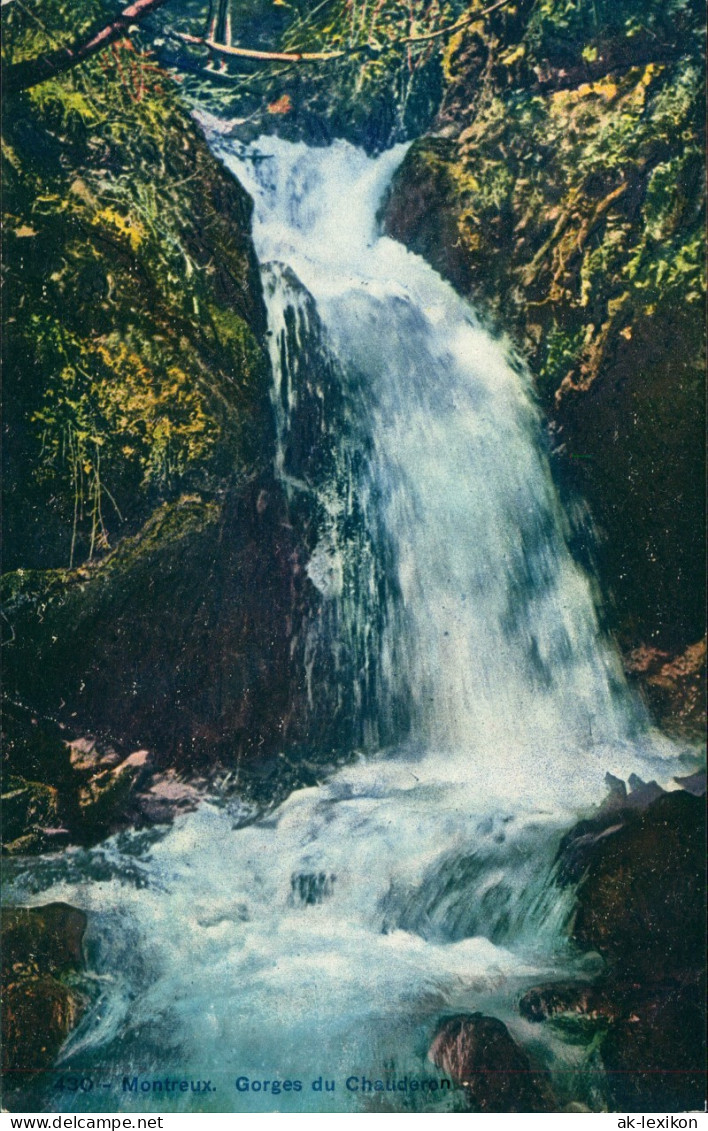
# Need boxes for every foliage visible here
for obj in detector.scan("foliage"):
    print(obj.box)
[2,0,270,571]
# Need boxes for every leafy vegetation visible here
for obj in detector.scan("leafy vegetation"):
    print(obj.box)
[2,0,269,572]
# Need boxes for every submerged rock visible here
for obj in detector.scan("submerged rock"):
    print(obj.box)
[429,1013,556,1112]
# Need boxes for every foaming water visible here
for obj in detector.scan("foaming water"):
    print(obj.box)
[5,137,687,1113]
[221,136,678,796]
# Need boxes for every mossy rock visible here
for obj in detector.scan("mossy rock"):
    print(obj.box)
[2,976,88,1075]
[3,485,312,772]
[1,903,89,1076]
[1,903,87,978]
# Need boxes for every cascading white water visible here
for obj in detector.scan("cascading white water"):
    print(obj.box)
[6,137,686,1114]
[220,136,676,796]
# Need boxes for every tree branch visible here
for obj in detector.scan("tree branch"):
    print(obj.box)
[4,0,174,94]
[396,0,512,46]
[174,30,346,62]
[171,0,513,67]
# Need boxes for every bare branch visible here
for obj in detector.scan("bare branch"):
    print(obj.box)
[397,0,513,46]
[171,0,513,66]
[174,30,345,62]
[4,0,174,94]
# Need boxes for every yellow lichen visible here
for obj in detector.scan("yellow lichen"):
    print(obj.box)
[92,206,146,253]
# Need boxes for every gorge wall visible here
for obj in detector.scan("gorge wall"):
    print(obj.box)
[2,0,323,851]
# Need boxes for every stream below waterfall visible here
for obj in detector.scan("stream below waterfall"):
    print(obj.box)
[4,137,688,1113]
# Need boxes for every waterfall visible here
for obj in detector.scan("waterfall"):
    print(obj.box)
[219,137,674,798]
[5,137,684,1114]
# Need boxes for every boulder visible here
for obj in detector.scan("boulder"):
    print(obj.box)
[1,903,89,1077]
[527,788,707,1112]
[570,791,705,981]
[601,979,707,1113]
[429,1013,556,1112]
[2,976,87,1074]
[1,903,86,976]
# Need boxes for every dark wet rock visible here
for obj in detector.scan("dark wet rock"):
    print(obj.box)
[1,904,88,1077]
[2,976,88,1075]
[529,788,707,1112]
[379,3,706,729]
[2,703,210,850]
[1,781,62,855]
[133,771,202,824]
[601,978,707,1114]
[673,769,707,797]
[2,10,328,821]
[519,982,618,1025]
[570,791,705,981]
[1,904,87,976]
[429,1013,556,1112]
[625,638,707,738]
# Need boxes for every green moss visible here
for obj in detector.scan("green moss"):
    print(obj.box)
[2,0,270,574]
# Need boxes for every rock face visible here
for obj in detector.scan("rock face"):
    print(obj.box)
[1,904,88,1078]
[521,784,707,1112]
[1,0,331,840]
[429,1013,555,1112]
[2,904,86,974]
